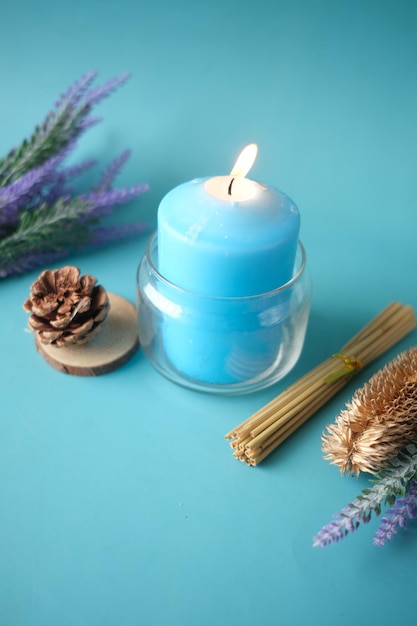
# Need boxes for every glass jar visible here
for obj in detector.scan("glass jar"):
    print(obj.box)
[137,233,311,395]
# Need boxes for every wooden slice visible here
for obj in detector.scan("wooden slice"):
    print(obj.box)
[35,292,139,376]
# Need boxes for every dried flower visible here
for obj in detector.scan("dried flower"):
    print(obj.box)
[313,443,417,547]
[0,71,149,278]
[23,266,109,346]
[321,348,417,476]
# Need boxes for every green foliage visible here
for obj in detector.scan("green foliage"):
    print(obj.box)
[0,198,96,265]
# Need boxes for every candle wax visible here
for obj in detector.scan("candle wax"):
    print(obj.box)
[155,175,301,385]
[157,177,300,296]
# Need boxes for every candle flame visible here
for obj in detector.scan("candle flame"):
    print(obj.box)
[229,143,258,178]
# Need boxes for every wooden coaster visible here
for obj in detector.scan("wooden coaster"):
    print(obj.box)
[35,293,139,376]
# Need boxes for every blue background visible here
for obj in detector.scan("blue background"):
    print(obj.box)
[1,1,417,624]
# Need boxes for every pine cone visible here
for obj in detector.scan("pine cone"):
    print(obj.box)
[23,266,110,346]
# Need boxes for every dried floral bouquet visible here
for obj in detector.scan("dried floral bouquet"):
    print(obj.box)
[0,71,148,278]
[314,348,417,547]
[313,442,417,547]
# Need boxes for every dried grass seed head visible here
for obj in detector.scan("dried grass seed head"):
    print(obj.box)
[322,347,417,476]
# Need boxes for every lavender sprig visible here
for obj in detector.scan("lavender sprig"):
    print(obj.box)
[93,150,131,193]
[40,159,97,207]
[0,185,147,278]
[0,198,95,256]
[0,71,129,188]
[80,185,149,219]
[1,250,69,278]
[0,154,68,229]
[0,71,149,277]
[313,443,417,548]
[53,70,97,110]
[87,223,148,247]
[373,480,417,546]
[83,72,130,108]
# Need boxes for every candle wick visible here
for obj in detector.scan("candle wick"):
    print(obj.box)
[228,178,235,196]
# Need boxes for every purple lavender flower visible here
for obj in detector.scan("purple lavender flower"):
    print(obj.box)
[41,159,97,207]
[0,249,68,278]
[0,71,149,278]
[313,443,417,547]
[87,222,149,247]
[0,155,62,228]
[0,71,130,190]
[59,159,98,183]
[84,72,130,108]
[313,508,371,548]
[77,116,102,132]
[80,184,150,219]
[373,481,417,546]
[54,70,97,110]
[93,150,131,192]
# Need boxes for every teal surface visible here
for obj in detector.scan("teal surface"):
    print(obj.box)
[1,1,417,625]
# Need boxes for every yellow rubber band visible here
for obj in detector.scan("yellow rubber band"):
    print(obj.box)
[324,353,364,383]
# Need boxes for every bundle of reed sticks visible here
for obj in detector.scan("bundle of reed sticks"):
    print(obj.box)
[225,302,417,466]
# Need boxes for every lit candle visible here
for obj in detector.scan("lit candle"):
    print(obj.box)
[154,145,302,386]
[158,144,300,296]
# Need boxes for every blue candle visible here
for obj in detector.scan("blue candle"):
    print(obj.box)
[155,145,301,385]
[158,149,300,295]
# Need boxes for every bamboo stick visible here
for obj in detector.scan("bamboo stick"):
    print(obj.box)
[225,302,416,465]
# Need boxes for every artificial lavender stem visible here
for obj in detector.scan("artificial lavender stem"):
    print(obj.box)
[313,443,417,547]
[41,159,97,206]
[0,249,68,278]
[373,481,417,546]
[0,155,62,226]
[93,150,131,192]
[80,184,149,218]
[87,222,149,247]
[0,70,149,278]
[54,70,97,110]
[84,72,130,108]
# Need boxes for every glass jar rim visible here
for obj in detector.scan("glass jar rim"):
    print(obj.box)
[140,231,307,302]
